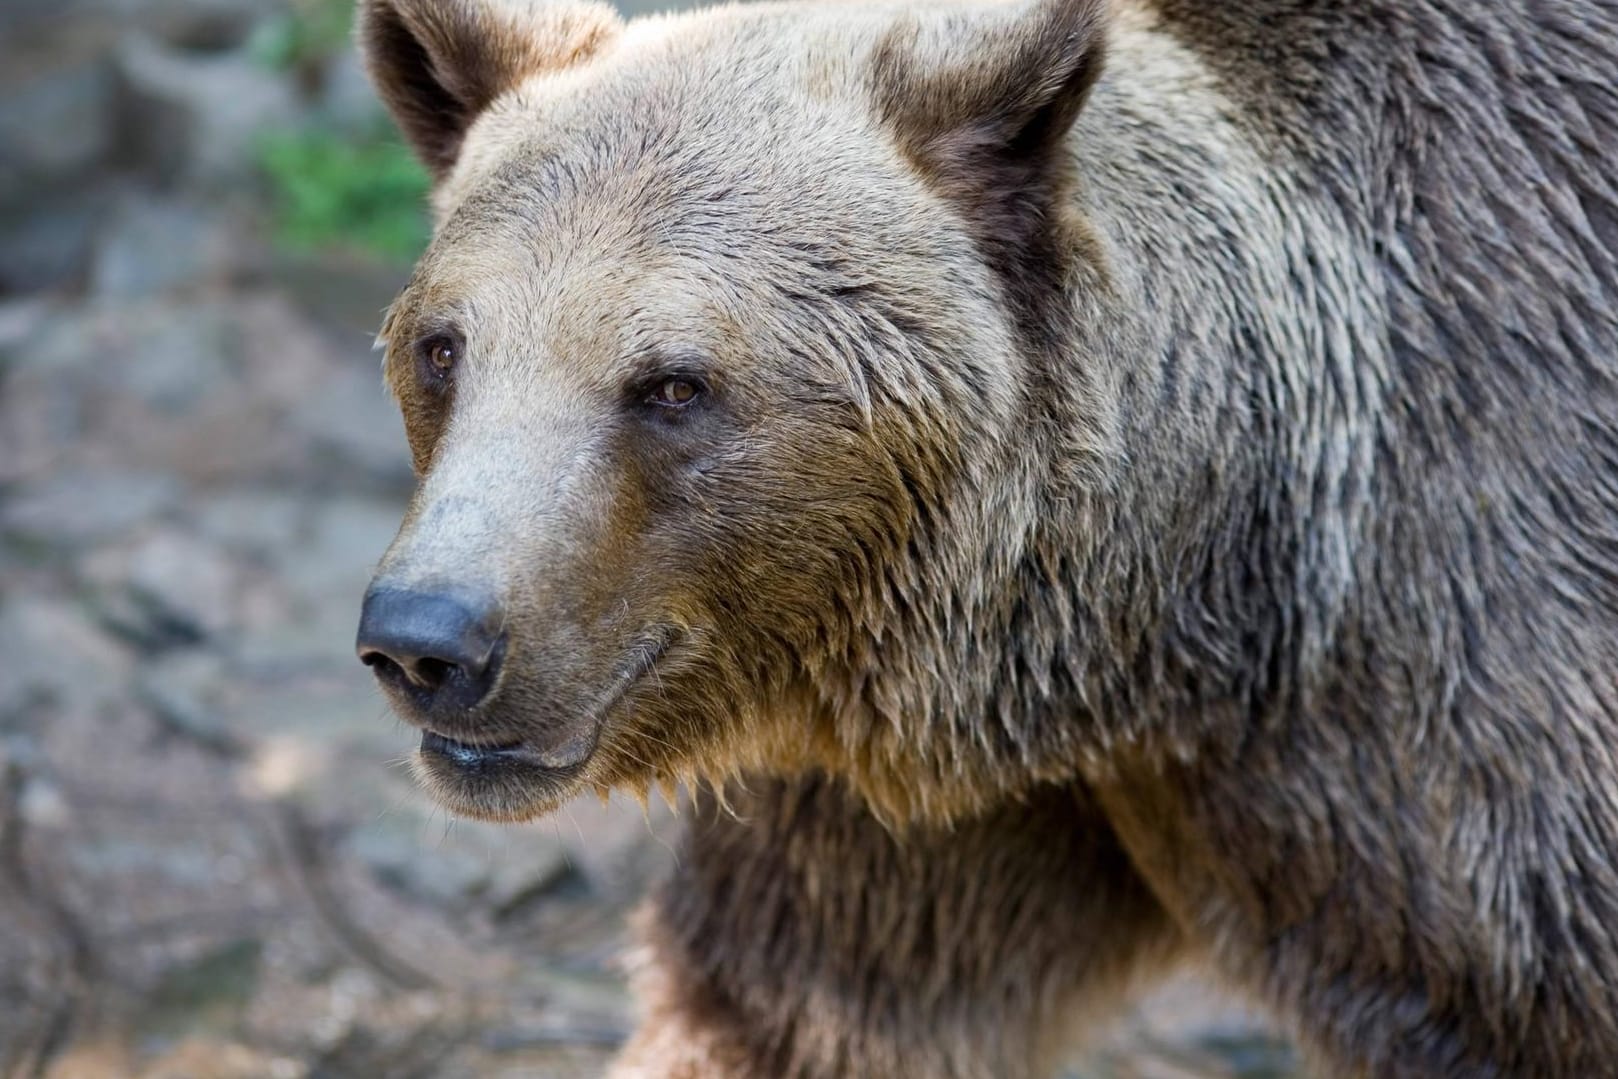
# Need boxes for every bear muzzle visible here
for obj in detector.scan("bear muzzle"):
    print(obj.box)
[356,573,686,819]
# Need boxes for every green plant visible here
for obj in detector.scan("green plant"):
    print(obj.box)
[249,0,356,73]
[257,125,430,262]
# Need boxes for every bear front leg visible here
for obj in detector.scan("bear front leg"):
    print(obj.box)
[610,774,1181,1079]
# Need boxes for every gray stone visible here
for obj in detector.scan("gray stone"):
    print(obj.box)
[0,299,265,483]
[548,793,681,900]
[483,844,581,916]
[267,250,411,340]
[0,43,115,205]
[288,365,415,492]
[68,833,226,886]
[1,0,270,45]
[1,295,106,383]
[0,469,181,547]
[0,186,114,295]
[190,488,310,555]
[223,669,386,745]
[212,491,390,679]
[135,0,276,53]
[137,937,265,1043]
[17,774,71,829]
[89,193,240,300]
[344,795,571,908]
[82,526,245,646]
[121,527,244,641]
[0,595,134,718]
[265,496,404,661]
[0,307,105,481]
[344,814,495,906]
[296,496,408,580]
[137,648,244,755]
[0,0,73,36]
[316,49,386,135]
[115,32,297,190]
[0,297,53,354]
[110,295,244,407]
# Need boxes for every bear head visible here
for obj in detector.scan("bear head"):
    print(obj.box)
[355,0,1119,821]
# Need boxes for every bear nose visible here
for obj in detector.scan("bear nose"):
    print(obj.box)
[356,587,504,712]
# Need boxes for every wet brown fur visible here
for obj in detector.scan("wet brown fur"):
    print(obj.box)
[357,0,1618,1075]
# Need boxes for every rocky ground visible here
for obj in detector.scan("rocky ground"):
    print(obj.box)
[0,1,1298,1076]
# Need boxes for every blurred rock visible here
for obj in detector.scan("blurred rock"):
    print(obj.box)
[225,673,385,747]
[289,365,414,492]
[317,49,385,135]
[0,595,134,718]
[0,0,273,49]
[1,469,181,546]
[0,26,122,293]
[268,249,410,339]
[0,295,354,486]
[0,306,103,480]
[105,296,244,408]
[68,829,229,887]
[0,296,53,352]
[116,32,297,190]
[0,39,115,207]
[18,774,72,829]
[545,794,680,901]
[137,648,243,755]
[84,526,245,644]
[139,0,278,54]
[345,798,571,909]
[123,528,243,641]
[90,192,241,299]
[137,937,265,1044]
[274,496,403,638]
[129,1038,304,1079]
[189,487,309,555]
[345,815,500,908]
[224,495,404,666]
[0,186,116,295]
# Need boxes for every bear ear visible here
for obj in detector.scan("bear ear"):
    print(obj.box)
[873,0,1109,274]
[358,0,622,179]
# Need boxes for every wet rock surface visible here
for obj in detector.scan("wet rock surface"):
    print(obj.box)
[0,2,1295,1076]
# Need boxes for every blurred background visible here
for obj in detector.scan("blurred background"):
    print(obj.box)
[0,1,1296,1075]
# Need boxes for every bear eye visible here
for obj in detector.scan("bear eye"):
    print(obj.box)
[429,340,456,373]
[416,333,461,388]
[648,377,702,408]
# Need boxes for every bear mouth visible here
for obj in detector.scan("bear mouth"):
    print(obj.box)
[412,725,601,820]
[409,631,680,820]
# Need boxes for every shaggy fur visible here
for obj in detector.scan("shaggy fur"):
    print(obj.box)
[356,0,1618,1075]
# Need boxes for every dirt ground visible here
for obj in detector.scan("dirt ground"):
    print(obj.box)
[0,1,1299,1076]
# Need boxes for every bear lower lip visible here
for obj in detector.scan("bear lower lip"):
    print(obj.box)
[418,728,596,775]
[419,730,525,767]
[414,728,593,821]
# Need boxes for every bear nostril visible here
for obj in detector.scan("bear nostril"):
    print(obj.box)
[359,648,401,676]
[355,587,504,712]
[410,656,457,692]
[360,648,456,692]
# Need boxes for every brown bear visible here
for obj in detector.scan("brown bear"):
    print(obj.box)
[349,0,1618,1075]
